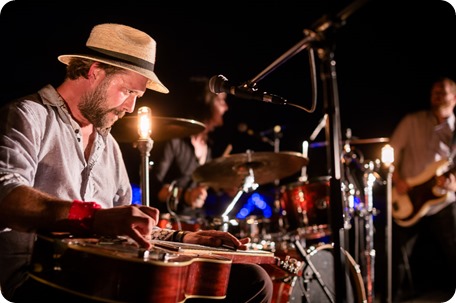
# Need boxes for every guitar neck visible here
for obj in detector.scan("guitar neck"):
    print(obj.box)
[150,240,279,265]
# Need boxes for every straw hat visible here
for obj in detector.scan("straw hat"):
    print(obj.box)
[58,23,169,94]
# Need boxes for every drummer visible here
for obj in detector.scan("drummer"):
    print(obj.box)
[149,76,235,224]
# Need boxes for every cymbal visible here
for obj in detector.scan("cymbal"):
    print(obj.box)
[111,116,206,142]
[309,137,389,148]
[193,151,308,188]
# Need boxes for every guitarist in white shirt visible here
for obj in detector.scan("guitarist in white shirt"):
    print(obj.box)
[389,76,456,301]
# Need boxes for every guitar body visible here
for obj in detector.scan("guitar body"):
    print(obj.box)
[29,234,279,303]
[392,159,450,227]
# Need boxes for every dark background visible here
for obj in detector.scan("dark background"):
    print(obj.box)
[1,1,455,301]
[2,1,455,180]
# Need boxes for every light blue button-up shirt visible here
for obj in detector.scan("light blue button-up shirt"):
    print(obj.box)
[0,84,132,208]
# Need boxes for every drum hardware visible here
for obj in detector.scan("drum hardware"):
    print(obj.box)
[165,180,182,230]
[339,139,387,303]
[192,150,308,189]
[294,240,335,303]
[360,160,380,303]
[193,150,307,236]
[344,155,382,303]
[270,241,367,303]
[220,166,259,231]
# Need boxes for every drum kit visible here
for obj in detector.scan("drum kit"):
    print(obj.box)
[112,115,388,303]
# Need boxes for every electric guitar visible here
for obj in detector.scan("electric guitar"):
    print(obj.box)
[392,158,454,227]
[29,233,282,302]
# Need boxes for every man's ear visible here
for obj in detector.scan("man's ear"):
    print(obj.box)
[88,62,103,81]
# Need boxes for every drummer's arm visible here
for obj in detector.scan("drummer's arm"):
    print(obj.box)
[157,184,173,203]
[182,186,207,209]
[158,183,207,210]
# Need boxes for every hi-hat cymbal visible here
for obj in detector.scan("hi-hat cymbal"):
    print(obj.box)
[309,137,389,148]
[111,116,206,142]
[193,151,308,188]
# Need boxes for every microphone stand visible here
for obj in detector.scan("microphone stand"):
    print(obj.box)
[242,1,369,302]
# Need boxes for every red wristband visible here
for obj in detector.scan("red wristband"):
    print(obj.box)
[68,200,102,233]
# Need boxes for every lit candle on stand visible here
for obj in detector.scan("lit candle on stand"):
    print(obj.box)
[302,140,309,158]
[381,143,394,303]
[300,140,309,182]
[136,106,154,206]
[137,106,152,139]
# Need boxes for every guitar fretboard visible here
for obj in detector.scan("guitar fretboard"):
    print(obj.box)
[151,239,275,255]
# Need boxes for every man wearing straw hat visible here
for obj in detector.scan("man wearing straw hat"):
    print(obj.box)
[0,23,273,302]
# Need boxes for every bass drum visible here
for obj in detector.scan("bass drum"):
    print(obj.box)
[272,243,366,303]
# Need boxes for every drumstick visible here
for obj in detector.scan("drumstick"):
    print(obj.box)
[222,144,232,157]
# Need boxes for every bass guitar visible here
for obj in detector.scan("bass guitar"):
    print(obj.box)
[392,158,453,227]
[29,233,280,302]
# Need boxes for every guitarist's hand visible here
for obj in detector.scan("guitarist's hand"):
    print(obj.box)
[394,178,410,195]
[436,173,456,191]
[182,230,250,251]
[92,205,160,249]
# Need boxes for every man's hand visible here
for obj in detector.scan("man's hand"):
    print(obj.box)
[436,173,456,192]
[92,205,160,249]
[182,230,250,250]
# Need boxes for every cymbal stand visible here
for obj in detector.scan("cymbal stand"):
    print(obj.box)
[220,167,259,231]
[341,142,365,256]
[273,125,282,185]
[361,161,378,303]
[166,181,182,230]
[295,239,335,303]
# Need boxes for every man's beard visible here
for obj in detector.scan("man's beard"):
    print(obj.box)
[79,79,124,129]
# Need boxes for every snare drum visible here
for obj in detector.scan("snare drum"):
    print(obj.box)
[280,176,331,239]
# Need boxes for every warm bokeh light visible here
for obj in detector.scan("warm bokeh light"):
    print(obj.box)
[137,106,152,139]
[381,144,394,166]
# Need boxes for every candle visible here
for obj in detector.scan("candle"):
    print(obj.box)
[302,140,309,158]
[381,144,394,166]
[137,106,152,139]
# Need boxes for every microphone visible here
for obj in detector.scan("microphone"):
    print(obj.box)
[209,75,287,105]
[238,123,274,146]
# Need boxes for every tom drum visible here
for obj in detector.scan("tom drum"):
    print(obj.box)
[280,176,331,239]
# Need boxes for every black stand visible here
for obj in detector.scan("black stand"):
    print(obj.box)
[242,1,370,302]
[295,239,335,303]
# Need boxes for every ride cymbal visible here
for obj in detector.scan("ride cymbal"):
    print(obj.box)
[193,151,308,188]
[111,116,206,142]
